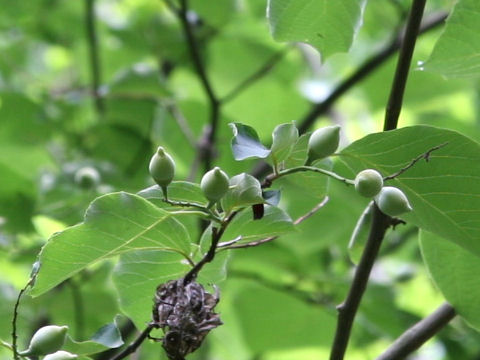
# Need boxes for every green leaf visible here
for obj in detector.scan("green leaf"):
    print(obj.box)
[63,321,123,355]
[221,173,264,212]
[112,249,227,329]
[267,0,366,58]
[220,205,294,246]
[420,230,480,330]
[138,181,207,207]
[348,201,374,265]
[31,192,191,296]
[338,125,480,257]
[424,0,480,78]
[229,123,270,160]
[270,122,299,165]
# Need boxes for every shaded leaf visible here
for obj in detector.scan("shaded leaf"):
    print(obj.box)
[64,321,123,355]
[31,192,191,296]
[420,230,480,330]
[220,205,294,246]
[230,123,270,161]
[138,181,207,207]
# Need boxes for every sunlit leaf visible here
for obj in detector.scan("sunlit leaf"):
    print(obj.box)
[221,173,264,212]
[31,192,191,296]
[338,125,480,257]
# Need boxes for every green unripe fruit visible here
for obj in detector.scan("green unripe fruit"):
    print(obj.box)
[201,167,229,203]
[376,186,413,217]
[19,325,68,356]
[306,125,341,165]
[149,146,175,187]
[74,166,100,189]
[354,169,383,198]
[44,351,78,360]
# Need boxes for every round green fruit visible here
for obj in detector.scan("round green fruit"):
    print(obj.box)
[149,147,175,187]
[200,167,229,203]
[354,169,383,198]
[44,351,78,360]
[74,166,100,189]
[376,186,412,217]
[19,325,68,356]
[306,125,341,164]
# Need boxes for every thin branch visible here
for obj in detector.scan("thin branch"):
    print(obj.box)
[384,0,427,131]
[376,303,456,360]
[220,197,329,250]
[175,0,221,173]
[329,205,391,360]
[12,276,36,360]
[220,46,292,104]
[183,212,237,284]
[162,101,197,148]
[384,142,448,180]
[85,0,104,115]
[262,166,354,189]
[109,324,155,360]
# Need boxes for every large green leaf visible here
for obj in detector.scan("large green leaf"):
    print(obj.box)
[424,0,480,78]
[420,230,480,330]
[267,0,366,58]
[337,125,480,257]
[31,192,191,296]
[112,249,227,329]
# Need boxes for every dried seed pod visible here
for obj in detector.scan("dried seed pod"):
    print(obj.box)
[152,279,222,360]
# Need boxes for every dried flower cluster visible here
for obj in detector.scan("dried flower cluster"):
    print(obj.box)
[152,279,222,360]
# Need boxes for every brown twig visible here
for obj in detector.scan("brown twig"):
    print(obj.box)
[375,303,456,360]
[384,142,448,180]
[220,197,329,250]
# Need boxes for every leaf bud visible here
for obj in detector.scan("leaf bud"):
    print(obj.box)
[43,351,78,360]
[306,125,341,164]
[19,325,68,356]
[354,169,383,198]
[149,147,175,188]
[200,167,229,203]
[376,186,413,217]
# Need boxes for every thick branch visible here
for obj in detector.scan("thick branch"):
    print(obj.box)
[85,0,104,115]
[384,0,427,131]
[376,303,456,360]
[329,205,391,360]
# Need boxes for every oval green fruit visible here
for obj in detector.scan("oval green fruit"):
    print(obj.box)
[74,166,101,189]
[376,186,412,217]
[306,125,341,164]
[19,325,68,356]
[149,146,175,187]
[44,351,78,360]
[201,167,229,203]
[354,169,383,198]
